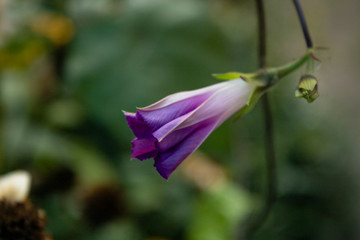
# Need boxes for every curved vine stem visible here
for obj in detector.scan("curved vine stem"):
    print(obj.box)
[240,1,314,238]
[293,0,313,49]
[243,0,277,238]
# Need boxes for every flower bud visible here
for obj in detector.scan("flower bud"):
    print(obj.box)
[295,74,319,103]
[124,78,255,179]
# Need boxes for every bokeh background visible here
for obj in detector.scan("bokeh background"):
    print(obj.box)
[0,0,359,239]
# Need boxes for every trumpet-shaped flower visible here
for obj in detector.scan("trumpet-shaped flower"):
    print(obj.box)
[124,79,255,179]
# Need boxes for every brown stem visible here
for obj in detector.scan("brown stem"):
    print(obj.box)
[255,0,266,68]
[293,0,313,48]
[243,0,277,238]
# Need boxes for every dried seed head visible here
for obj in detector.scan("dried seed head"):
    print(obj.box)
[0,200,52,240]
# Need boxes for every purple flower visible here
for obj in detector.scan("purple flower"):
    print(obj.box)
[124,79,255,179]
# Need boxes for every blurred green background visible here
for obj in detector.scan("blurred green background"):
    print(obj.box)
[0,0,359,239]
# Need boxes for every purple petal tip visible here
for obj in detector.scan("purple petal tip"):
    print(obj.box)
[154,163,171,180]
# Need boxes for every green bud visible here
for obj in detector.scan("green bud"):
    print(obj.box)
[295,74,319,103]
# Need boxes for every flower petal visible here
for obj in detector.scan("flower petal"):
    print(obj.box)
[123,111,151,138]
[156,121,202,152]
[152,111,193,142]
[154,79,253,150]
[0,171,31,203]
[178,79,253,129]
[154,118,218,179]
[139,82,225,111]
[137,93,211,131]
[131,137,157,160]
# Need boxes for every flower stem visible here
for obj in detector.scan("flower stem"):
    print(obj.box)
[293,0,313,49]
[267,50,311,81]
[244,0,278,238]
[256,0,266,69]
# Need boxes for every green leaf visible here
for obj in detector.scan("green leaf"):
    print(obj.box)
[187,183,254,240]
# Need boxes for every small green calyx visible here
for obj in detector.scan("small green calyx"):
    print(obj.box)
[212,72,243,80]
[295,74,319,103]
[233,86,265,120]
[212,72,268,87]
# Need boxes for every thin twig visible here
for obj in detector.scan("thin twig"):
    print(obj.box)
[293,0,313,48]
[255,0,266,68]
[243,0,277,238]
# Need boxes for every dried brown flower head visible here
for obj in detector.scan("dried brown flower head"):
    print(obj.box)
[0,200,52,240]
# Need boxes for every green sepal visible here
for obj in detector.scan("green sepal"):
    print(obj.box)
[307,90,319,103]
[233,87,266,120]
[295,89,303,98]
[212,72,242,80]
[212,72,268,87]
